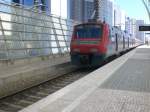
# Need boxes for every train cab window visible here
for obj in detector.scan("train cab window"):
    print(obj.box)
[75,25,103,39]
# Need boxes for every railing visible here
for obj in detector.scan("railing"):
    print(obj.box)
[0,1,78,60]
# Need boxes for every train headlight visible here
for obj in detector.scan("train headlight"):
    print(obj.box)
[73,48,80,52]
[90,48,98,53]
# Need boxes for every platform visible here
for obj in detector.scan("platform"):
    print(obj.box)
[20,45,150,112]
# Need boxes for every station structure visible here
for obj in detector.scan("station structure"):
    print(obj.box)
[0,1,150,112]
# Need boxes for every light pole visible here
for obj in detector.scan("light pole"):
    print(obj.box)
[142,0,150,22]
[60,0,61,17]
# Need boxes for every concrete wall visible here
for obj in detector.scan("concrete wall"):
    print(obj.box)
[0,54,76,99]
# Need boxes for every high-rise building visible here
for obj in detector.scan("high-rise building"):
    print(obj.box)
[68,0,94,22]
[113,4,121,28]
[99,0,113,26]
[107,0,113,26]
[84,0,94,22]
[69,0,84,21]
[125,17,137,39]
[94,0,99,19]
[120,10,126,31]
[125,17,131,34]
[68,0,114,24]
[130,18,137,39]
[99,0,107,23]
[136,20,145,41]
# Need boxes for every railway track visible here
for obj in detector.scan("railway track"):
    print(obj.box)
[0,48,135,112]
[0,68,95,112]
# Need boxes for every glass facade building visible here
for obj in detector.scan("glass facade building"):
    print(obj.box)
[84,0,94,22]
[69,0,84,22]
[68,0,113,25]
[69,0,94,22]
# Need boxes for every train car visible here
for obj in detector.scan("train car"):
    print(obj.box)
[70,20,140,67]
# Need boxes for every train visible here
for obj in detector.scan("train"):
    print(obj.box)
[70,20,142,67]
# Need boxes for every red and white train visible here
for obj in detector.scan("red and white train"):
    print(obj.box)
[70,20,142,66]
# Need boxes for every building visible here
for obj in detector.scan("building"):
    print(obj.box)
[68,0,113,24]
[120,10,126,31]
[99,0,113,26]
[125,17,137,39]
[68,0,85,21]
[130,18,137,39]
[136,20,145,41]
[113,4,121,28]
[125,17,131,34]
[68,0,94,22]
[84,0,94,22]
[12,0,51,14]
[107,0,113,26]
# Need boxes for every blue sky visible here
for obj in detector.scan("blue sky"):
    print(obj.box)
[115,0,149,23]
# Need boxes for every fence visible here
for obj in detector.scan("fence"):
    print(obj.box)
[0,1,78,60]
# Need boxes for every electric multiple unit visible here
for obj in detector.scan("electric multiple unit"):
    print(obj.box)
[70,21,141,67]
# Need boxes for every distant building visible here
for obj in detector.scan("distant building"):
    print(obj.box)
[99,0,113,26]
[107,0,113,26]
[120,10,126,31]
[124,18,136,39]
[130,18,137,39]
[68,0,94,22]
[84,0,94,22]
[125,19,145,41]
[68,0,113,24]
[136,20,145,41]
[125,17,137,39]
[125,17,131,34]
[68,0,84,21]
[113,4,121,28]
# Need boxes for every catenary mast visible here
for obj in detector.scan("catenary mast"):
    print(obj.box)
[142,0,150,22]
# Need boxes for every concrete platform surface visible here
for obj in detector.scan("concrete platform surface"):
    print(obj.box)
[20,45,150,112]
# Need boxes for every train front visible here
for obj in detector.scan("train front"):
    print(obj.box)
[70,22,108,67]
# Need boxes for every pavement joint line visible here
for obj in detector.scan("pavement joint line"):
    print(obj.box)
[20,48,136,112]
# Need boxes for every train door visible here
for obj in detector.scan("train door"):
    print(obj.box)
[123,36,125,49]
[128,37,129,48]
[115,33,118,51]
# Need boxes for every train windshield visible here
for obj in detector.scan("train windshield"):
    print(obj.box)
[75,24,103,39]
